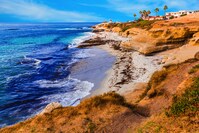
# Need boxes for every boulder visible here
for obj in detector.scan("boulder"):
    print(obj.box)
[194,51,199,60]
[40,102,62,115]
[92,29,105,33]
[189,32,199,45]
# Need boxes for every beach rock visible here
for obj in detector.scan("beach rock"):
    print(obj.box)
[194,51,199,60]
[189,32,199,45]
[40,102,62,115]
[77,37,105,48]
[92,29,105,33]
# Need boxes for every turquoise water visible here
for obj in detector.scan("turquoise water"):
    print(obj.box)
[0,23,98,127]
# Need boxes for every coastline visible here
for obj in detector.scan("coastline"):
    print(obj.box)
[82,32,163,97]
[1,13,199,132]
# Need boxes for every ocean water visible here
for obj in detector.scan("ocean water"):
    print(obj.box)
[0,23,100,127]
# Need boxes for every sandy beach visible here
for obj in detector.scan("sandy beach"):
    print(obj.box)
[78,32,164,97]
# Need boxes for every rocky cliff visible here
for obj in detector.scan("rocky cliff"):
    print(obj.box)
[95,13,199,55]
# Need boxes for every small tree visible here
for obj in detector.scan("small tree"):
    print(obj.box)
[133,13,137,21]
[155,8,159,16]
[164,5,168,16]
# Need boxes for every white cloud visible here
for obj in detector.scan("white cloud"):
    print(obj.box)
[0,0,103,22]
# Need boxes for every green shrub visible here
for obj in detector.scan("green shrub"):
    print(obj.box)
[81,92,134,110]
[138,70,168,101]
[170,22,184,27]
[188,64,199,74]
[169,78,199,116]
[122,26,130,32]
[137,122,164,133]
[87,121,96,133]
[128,20,156,30]
[169,16,174,19]
[180,14,187,17]
[109,20,156,32]
[148,70,168,89]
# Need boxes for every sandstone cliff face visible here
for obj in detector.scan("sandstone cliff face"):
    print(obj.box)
[112,27,122,33]
[119,26,197,55]
[189,32,199,45]
[94,13,199,55]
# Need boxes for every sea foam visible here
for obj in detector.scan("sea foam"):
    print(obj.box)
[69,32,95,48]
[34,77,94,106]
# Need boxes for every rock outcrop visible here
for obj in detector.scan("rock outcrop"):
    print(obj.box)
[39,102,62,115]
[189,32,199,45]
[94,13,199,55]
[77,36,120,48]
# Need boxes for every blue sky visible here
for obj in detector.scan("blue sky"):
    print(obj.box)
[0,0,199,22]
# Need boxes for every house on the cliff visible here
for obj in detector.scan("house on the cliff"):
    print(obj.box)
[142,16,164,21]
[166,10,199,19]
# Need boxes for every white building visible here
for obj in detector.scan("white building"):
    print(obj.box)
[166,10,199,19]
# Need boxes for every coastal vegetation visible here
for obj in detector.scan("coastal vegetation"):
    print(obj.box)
[163,5,168,16]
[146,69,168,98]
[138,76,199,133]
[154,8,159,16]
[118,20,156,32]
[168,77,199,116]
[0,92,136,133]
[136,59,199,132]
[139,10,151,19]
[189,64,199,74]
[133,13,137,21]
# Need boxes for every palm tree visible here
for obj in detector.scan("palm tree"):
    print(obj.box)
[155,8,159,16]
[164,5,168,16]
[133,13,137,21]
[139,11,143,18]
[147,10,151,17]
[143,10,147,19]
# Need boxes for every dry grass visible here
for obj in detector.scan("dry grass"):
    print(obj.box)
[79,91,133,109]
[138,69,168,100]
[0,92,135,133]
[105,20,156,32]
[189,64,199,74]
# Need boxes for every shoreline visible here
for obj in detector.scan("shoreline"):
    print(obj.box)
[69,46,116,100]
[82,32,163,97]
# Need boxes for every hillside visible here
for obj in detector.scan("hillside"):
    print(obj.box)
[1,58,199,133]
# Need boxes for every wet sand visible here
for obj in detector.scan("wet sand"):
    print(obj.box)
[69,47,116,97]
